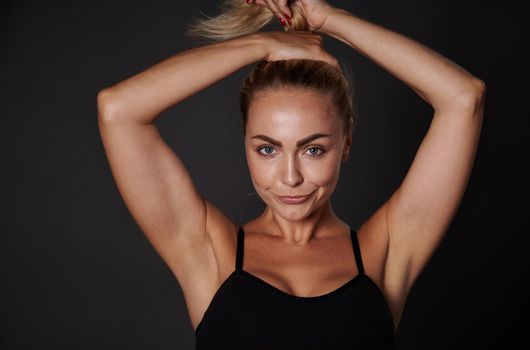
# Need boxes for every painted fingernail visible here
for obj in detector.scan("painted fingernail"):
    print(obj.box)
[246,0,251,4]
[283,12,291,19]
[279,17,286,26]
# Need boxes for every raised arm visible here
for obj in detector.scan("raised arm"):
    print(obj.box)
[98,35,267,125]
[317,4,485,319]
[97,34,267,270]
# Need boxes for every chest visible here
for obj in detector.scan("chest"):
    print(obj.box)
[242,237,360,298]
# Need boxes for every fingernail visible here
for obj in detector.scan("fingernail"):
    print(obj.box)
[246,0,251,4]
[283,12,291,19]
[279,17,286,26]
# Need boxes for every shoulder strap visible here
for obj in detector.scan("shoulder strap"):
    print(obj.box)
[350,229,365,275]
[235,226,245,271]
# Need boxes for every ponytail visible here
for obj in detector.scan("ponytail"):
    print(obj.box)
[184,0,308,42]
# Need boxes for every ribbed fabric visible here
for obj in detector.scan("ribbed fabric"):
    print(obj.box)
[195,227,395,349]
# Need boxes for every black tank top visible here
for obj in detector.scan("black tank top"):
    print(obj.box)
[195,227,395,349]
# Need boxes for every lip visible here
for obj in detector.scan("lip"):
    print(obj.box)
[276,192,314,205]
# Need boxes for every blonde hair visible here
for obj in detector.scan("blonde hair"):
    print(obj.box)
[185,0,308,42]
[240,59,355,137]
[185,0,355,136]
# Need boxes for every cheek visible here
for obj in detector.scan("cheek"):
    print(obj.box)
[303,157,341,187]
[246,152,275,188]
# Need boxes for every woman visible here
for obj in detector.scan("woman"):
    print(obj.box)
[97,0,485,348]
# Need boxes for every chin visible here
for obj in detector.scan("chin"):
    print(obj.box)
[256,188,329,218]
[273,207,315,222]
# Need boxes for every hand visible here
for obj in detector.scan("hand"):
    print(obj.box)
[249,0,336,32]
[258,31,340,71]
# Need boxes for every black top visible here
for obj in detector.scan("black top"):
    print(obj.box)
[195,226,395,349]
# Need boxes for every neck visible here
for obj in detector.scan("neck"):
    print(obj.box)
[259,199,341,245]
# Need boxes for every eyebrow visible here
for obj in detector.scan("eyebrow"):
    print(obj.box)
[250,133,331,147]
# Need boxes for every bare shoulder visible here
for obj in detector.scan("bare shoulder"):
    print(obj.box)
[173,199,239,331]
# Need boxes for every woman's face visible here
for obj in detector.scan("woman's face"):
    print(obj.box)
[245,87,351,221]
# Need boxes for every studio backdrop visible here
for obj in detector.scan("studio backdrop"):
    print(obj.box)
[1,0,528,349]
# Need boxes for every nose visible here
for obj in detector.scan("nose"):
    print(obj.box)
[280,154,304,187]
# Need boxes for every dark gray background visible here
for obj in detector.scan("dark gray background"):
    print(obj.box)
[2,0,528,349]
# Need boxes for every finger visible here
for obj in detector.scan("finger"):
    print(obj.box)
[264,0,289,27]
[248,0,288,18]
[262,0,280,15]
[273,0,292,21]
[263,0,283,21]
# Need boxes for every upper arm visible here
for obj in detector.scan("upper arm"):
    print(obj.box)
[384,80,485,294]
[97,89,242,329]
[97,89,211,274]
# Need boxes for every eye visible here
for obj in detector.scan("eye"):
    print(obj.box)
[305,146,326,157]
[257,145,277,157]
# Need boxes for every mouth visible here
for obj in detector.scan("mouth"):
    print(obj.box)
[275,191,315,205]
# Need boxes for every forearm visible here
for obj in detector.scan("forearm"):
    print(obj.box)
[321,8,484,110]
[98,34,266,124]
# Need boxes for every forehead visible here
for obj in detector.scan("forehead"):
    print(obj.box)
[247,88,341,137]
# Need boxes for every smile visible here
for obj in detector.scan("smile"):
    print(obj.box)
[275,191,315,205]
